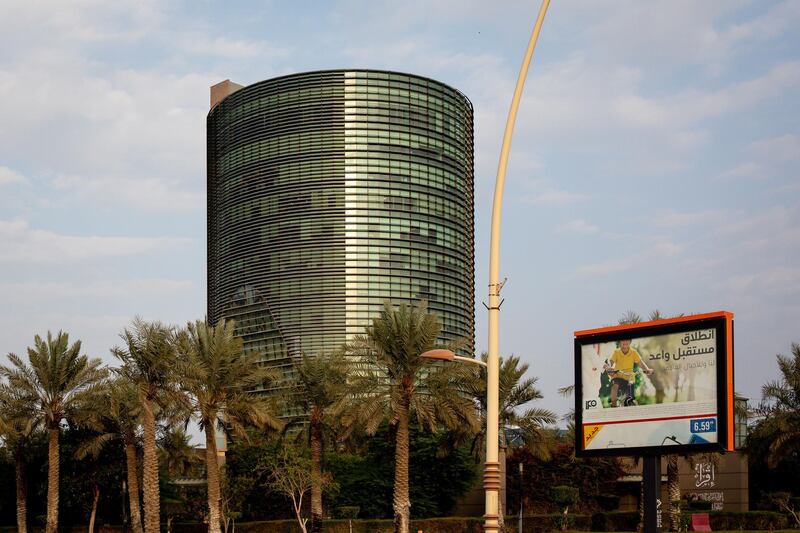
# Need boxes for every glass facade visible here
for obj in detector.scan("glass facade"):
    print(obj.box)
[207,70,475,404]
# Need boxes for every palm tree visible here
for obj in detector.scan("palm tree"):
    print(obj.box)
[470,353,556,459]
[112,318,179,533]
[0,331,107,533]
[287,353,349,533]
[75,378,144,533]
[158,426,199,480]
[176,319,283,533]
[342,301,479,533]
[0,385,40,533]
[758,342,800,467]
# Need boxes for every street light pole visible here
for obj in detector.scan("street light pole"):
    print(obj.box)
[484,1,550,531]
[519,462,524,533]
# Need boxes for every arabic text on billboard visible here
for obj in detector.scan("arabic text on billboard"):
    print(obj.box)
[581,328,718,451]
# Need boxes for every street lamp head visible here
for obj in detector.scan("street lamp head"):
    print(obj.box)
[420,349,456,362]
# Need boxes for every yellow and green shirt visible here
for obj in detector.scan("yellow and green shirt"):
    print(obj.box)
[610,348,642,382]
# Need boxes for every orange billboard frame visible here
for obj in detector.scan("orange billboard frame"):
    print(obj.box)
[574,311,734,456]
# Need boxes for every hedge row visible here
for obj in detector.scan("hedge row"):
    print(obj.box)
[708,510,793,530]
[0,511,792,532]
[169,511,793,532]
[585,510,793,532]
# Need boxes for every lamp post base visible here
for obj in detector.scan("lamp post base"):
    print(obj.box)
[483,461,502,531]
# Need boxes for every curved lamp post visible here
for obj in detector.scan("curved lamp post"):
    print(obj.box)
[485,1,550,530]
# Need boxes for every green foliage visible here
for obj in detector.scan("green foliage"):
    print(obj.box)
[465,353,556,460]
[166,515,599,533]
[0,432,47,527]
[112,318,178,405]
[265,446,329,520]
[507,440,625,514]
[223,436,295,521]
[161,481,206,524]
[334,507,359,519]
[72,377,140,461]
[56,427,127,528]
[688,499,713,511]
[1,330,107,429]
[290,352,349,422]
[0,449,18,526]
[323,452,390,519]
[746,342,800,509]
[707,510,793,531]
[341,301,479,436]
[158,426,200,480]
[552,485,579,508]
[752,342,800,467]
[176,319,283,439]
[325,424,477,519]
[595,494,620,511]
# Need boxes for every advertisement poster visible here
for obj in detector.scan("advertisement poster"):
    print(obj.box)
[580,327,719,451]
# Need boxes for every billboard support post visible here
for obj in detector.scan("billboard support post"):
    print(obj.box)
[642,455,661,533]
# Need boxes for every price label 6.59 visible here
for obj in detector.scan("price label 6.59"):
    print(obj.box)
[690,418,716,434]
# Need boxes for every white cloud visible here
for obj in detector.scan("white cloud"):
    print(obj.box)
[52,174,205,212]
[557,219,599,235]
[574,239,682,278]
[0,279,193,300]
[522,187,586,207]
[0,1,288,213]
[583,0,800,71]
[0,59,212,211]
[748,134,800,162]
[0,219,191,264]
[650,241,682,257]
[717,134,800,182]
[178,35,290,60]
[521,59,800,141]
[650,210,725,229]
[716,162,767,181]
[0,166,27,187]
[575,257,631,277]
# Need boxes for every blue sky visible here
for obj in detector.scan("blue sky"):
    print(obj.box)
[0,0,798,420]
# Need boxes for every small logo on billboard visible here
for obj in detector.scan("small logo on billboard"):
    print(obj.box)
[585,399,598,409]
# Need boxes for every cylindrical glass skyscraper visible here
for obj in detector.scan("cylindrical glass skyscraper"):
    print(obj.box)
[207,70,474,393]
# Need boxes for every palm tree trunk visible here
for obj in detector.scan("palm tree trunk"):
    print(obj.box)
[15,457,27,533]
[205,416,222,533]
[310,408,324,533]
[393,396,411,533]
[667,455,681,531]
[637,479,644,533]
[141,397,161,533]
[46,426,59,533]
[89,484,100,533]
[124,432,144,533]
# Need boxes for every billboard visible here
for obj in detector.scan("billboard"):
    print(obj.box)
[574,311,734,457]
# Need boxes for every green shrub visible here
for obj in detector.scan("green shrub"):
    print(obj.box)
[515,513,591,532]
[688,499,713,511]
[708,510,791,530]
[596,494,620,511]
[607,510,639,532]
[551,485,579,509]
[335,506,360,519]
[590,512,608,531]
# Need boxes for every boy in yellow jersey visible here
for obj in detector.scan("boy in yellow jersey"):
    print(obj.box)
[604,339,653,406]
